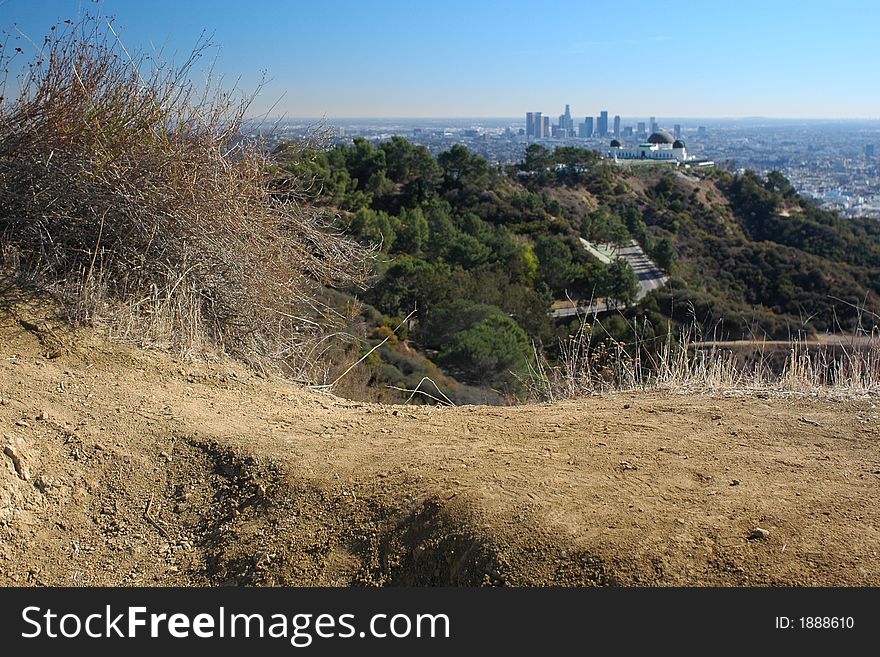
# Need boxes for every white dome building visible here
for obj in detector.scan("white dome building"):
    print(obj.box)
[610,130,688,163]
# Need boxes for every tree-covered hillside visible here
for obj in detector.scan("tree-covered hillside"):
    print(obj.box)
[274,138,880,402]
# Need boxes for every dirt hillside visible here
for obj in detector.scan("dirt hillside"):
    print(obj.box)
[1,284,879,586]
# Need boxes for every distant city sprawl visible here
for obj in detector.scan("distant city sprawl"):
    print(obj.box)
[249,111,880,220]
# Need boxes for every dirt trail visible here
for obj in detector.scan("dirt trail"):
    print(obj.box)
[2,286,879,586]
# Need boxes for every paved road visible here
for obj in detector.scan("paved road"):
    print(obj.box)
[617,241,668,296]
[551,240,668,318]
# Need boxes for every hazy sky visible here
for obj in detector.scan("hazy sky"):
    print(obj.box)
[3,0,879,119]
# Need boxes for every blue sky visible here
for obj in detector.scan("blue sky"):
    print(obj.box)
[2,0,878,119]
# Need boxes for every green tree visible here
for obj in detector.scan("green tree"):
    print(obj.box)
[381,136,441,207]
[346,137,387,191]
[582,206,630,246]
[439,314,530,389]
[535,234,579,294]
[508,238,540,285]
[349,207,398,250]
[423,200,457,260]
[395,206,430,254]
[764,170,797,199]
[438,144,490,192]
[606,258,640,307]
[367,256,453,321]
[446,231,493,268]
[523,144,551,172]
[652,238,675,272]
[420,299,504,348]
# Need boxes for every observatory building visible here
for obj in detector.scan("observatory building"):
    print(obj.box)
[609,130,689,162]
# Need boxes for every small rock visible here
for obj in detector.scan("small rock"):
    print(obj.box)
[36,410,49,421]
[730,479,741,486]
[159,451,172,462]
[749,527,770,540]
[620,461,638,471]
[15,419,30,428]
[4,444,29,481]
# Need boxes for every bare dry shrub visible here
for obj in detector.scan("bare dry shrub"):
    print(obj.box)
[0,17,372,374]
[525,312,880,401]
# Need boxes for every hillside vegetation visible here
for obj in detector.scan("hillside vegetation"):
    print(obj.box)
[276,139,880,401]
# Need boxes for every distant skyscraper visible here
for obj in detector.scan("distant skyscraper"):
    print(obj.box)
[579,116,594,138]
[622,126,633,138]
[697,126,707,137]
[526,111,547,139]
[650,116,658,133]
[613,115,621,137]
[597,110,609,137]
[673,124,682,139]
[637,122,646,138]
[532,112,544,138]
[558,103,574,136]
[867,144,875,159]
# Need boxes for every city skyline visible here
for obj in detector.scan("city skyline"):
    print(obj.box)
[4,0,880,120]
[528,104,698,140]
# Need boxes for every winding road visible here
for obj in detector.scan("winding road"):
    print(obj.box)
[551,240,668,318]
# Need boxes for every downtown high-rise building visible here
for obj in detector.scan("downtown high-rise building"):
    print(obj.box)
[579,116,594,138]
[673,124,682,139]
[558,104,575,136]
[542,116,550,138]
[637,121,646,138]
[613,115,621,138]
[597,110,609,137]
[867,144,875,159]
[650,116,658,133]
[526,111,545,139]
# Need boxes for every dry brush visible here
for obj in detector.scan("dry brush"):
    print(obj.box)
[0,17,372,375]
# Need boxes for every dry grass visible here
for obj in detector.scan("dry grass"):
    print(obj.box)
[0,17,373,376]
[527,313,880,401]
